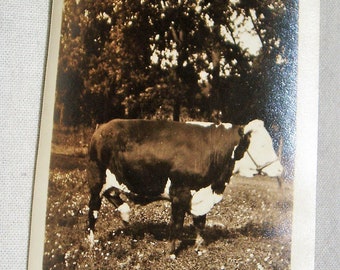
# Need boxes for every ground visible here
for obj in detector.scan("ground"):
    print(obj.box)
[42,127,293,269]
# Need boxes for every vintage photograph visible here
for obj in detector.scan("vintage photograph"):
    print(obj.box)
[31,0,303,269]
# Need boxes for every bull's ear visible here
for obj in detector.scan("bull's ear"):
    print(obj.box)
[234,127,251,160]
[238,126,251,138]
[238,126,244,137]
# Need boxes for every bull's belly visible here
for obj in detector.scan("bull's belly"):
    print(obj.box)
[103,169,168,197]
[112,161,213,196]
[103,169,223,216]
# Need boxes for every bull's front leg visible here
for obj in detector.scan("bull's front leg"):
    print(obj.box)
[169,202,186,258]
[193,215,207,255]
[169,185,191,258]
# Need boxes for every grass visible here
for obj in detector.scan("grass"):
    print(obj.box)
[43,165,293,269]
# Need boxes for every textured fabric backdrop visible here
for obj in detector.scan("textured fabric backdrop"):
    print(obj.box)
[0,1,339,269]
[316,0,340,269]
[0,1,50,269]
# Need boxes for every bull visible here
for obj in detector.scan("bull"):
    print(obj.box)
[87,119,283,257]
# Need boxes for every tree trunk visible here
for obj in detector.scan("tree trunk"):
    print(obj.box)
[173,99,180,122]
[210,47,222,121]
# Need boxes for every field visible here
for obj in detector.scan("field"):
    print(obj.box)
[43,127,293,269]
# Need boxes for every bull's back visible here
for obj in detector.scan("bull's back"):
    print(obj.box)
[89,119,240,184]
[93,120,198,158]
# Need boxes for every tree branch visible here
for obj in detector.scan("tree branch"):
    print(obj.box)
[248,9,265,49]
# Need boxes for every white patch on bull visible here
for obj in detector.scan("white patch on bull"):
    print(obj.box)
[92,210,98,219]
[88,229,95,247]
[163,177,222,215]
[161,178,171,199]
[117,202,131,223]
[186,121,232,130]
[221,123,232,130]
[100,169,131,197]
[235,119,283,177]
[186,121,214,128]
[231,145,238,160]
[190,185,223,216]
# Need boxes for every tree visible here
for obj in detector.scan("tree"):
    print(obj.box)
[236,0,298,178]
[55,0,298,177]
[56,0,87,126]
[56,0,298,156]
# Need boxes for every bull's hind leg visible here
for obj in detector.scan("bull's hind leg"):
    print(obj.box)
[88,185,102,246]
[88,162,131,245]
[87,161,105,246]
[88,189,130,244]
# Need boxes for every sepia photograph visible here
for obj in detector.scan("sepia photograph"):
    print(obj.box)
[28,0,319,269]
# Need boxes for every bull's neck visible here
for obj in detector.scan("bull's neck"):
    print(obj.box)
[212,124,242,149]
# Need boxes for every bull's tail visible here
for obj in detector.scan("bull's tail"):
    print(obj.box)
[124,191,171,205]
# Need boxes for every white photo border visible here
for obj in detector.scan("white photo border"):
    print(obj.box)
[291,0,319,269]
[28,1,64,269]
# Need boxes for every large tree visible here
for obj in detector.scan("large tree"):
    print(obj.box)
[57,0,297,124]
[56,0,298,176]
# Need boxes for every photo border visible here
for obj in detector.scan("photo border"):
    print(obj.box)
[291,0,319,269]
[28,1,64,269]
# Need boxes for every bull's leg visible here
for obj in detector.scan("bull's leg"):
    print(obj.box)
[193,215,207,254]
[88,184,103,246]
[87,161,105,246]
[169,202,186,257]
[87,166,131,246]
[169,185,191,258]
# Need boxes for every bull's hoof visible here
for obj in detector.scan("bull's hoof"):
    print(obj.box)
[194,234,204,245]
[194,234,206,255]
[195,248,207,256]
[169,254,176,260]
[87,230,95,247]
[169,239,179,258]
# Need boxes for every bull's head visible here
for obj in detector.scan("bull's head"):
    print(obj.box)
[232,126,251,161]
[234,119,283,178]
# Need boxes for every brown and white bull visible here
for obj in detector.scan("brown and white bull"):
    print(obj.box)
[87,119,282,257]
